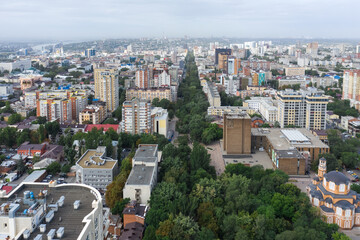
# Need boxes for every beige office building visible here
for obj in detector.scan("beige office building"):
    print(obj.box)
[126,88,172,102]
[285,67,305,76]
[277,89,328,130]
[94,68,119,112]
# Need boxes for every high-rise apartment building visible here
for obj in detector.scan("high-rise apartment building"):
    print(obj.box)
[305,93,328,130]
[342,70,360,110]
[85,48,96,57]
[122,98,152,134]
[218,53,229,71]
[135,69,150,88]
[34,90,87,123]
[37,98,72,123]
[306,42,319,56]
[215,48,232,65]
[227,56,240,75]
[94,68,119,112]
[277,89,328,130]
[25,89,87,109]
[157,71,171,87]
[356,44,360,54]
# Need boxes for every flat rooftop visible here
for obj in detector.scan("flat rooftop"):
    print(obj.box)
[126,166,155,185]
[252,128,329,150]
[133,144,158,162]
[77,149,117,169]
[276,149,304,159]
[225,112,250,119]
[0,183,98,240]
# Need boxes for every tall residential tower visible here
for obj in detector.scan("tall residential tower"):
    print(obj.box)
[94,68,119,112]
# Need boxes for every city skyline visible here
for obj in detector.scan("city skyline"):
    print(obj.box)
[1,0,360,41]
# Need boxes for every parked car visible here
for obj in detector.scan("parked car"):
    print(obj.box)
[59,173,68,178]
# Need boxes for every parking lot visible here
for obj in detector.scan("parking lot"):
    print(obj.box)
[40,174,76,184]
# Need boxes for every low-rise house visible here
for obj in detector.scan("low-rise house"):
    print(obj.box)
[123,144,160,204]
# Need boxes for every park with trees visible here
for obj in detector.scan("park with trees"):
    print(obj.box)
[138,52,350,240]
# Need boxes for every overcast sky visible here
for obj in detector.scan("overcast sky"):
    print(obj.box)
[0,0,359,41]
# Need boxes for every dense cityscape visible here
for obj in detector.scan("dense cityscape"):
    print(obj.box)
[1,1,360,240]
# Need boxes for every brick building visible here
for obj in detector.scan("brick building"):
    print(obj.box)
[223,113,252,154]
[251,128,329,175]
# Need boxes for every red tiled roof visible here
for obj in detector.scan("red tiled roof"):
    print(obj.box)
[1,185,13,194]
[85,124,119,132]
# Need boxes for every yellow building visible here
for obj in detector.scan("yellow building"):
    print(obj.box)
[218,53,228,71]
[94,68,119,112]
[252,73,259,86]
[308,158,360,229]
[126,88,172,102]
[285,67,305,76]
[151,107,169,137]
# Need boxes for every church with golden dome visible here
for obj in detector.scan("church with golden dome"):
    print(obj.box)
[307,157,360,229]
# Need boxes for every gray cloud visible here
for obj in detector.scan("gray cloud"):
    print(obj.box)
[0,0,359,41]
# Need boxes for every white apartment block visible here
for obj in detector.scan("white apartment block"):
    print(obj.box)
[245,97,278,123]
[24,92,37,108]
[224,76,240,95]
[259,99,278,123]
[157,71,171,87]
[0,59,31,72]
[0,84,14,97]
[0,182,106,240]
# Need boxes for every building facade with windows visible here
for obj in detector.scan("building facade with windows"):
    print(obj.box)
[79,102,107,124]
[342,70,360,110]
[308,158,360,229]
[277,88,328,130]
[94,68,119,112]
[123,144,160,204]
[0,182,106,240]
[126,88,172,102]
[76,146,118,190]
[122,98,152,135]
